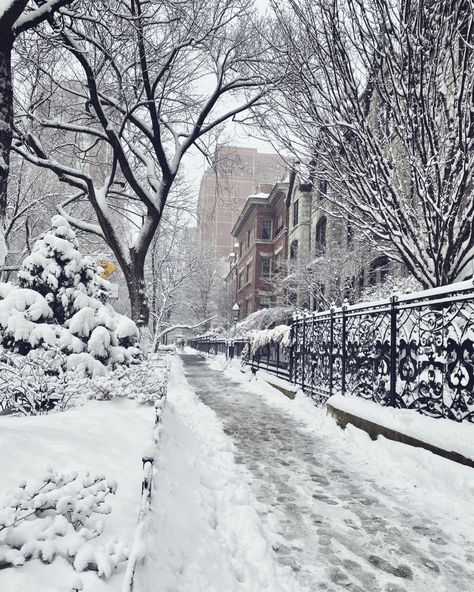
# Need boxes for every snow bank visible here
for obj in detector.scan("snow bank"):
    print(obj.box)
[0,399,154,591]
[327,394,474,461]
[135,356,303,592]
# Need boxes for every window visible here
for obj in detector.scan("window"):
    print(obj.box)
[358,269,365,295]
[246,262,253,284]
[293,200,299,226]
[275,251,283,272]
[276,213,283,234]
[315,216,327,256]
[262,219,272,240]
[247,230,251,248]
[238,270,244,289]
[261,256,271,279]
[319,178,328,200]
[369,255,389,286]
[239,242,243,257]
[347,221,354,251]
[290,240,298,260]
[260,296,271,309]
[246,297,252,316]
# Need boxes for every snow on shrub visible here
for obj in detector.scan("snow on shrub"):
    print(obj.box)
[248,324,291,354]
[234,306,292,338]
[84,357,170,404]
[0,349,85,415]
[0,216,141,375]
[0,469,127,576]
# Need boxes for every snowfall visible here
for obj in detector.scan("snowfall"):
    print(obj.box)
[1,351,474,591]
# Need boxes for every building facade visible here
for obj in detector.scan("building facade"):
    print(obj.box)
[196,145,286,260]
[228,183,289,319]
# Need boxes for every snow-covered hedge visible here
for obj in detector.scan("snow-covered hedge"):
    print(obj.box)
[0,216,141,376]
[247,324,291,354]
[234,306,292,338]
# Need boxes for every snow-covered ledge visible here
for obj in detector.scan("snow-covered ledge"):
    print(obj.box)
[327,395,474,469]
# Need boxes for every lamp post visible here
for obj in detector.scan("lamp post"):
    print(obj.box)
[232,302,240,337]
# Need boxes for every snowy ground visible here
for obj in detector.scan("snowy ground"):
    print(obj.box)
[176,352,474,592]
[0,399,155,591]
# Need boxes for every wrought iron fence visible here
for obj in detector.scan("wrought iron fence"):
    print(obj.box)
[188,336,290,381]
[189,280,474,423]
[292,281,474,422]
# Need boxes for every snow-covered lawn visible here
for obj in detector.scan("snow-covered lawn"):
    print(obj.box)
[136,356,302,592]
[0,399,155,591]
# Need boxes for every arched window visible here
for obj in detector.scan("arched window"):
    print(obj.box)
[290,240,298,260]
[315,216,327,256]
[369,255,389,286]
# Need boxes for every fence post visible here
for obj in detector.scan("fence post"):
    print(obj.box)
[329,306,335,397]
[289,322,295,384]
[341,301,348,396]
[389,294,398,407]
[276,341,280,378]
[301,316,306,390]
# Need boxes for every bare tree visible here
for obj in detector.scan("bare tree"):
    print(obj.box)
[274,239,366,310]
[14,0,269,328]
[147,210,202,346]
[0,0,72,264]
[260,0,474,288]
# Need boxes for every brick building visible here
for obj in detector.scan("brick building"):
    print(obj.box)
[229,183,289,318]
[196,145,286,259]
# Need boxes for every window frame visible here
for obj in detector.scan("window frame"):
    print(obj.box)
[260,255,272,279]
[293,200,299,226]
[261,219,273,240]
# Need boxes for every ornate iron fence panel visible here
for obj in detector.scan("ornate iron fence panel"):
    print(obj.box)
[396,293,474,421]
[345,304,392,406]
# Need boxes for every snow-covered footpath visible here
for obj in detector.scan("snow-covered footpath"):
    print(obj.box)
[135,355,303,592]
[210,356,474,538]
[0,399,155,591]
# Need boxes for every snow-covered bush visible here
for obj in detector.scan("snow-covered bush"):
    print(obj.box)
[247,324,291,354]
[361,274,422,303]
[234,306,292,339]
[0,469,128,577]
[0,216,141,376]
[84,357,170,404]
[0,349,83,415]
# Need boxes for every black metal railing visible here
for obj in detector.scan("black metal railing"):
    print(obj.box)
[189,280,474,423]
[188,336,290,381]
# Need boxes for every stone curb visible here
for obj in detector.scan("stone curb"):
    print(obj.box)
[327,404,474,470]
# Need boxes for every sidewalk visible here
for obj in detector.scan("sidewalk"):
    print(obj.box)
[171,353,474,592]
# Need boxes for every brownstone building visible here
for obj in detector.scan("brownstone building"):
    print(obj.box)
[229,183,289,318]
[196,145,286,259]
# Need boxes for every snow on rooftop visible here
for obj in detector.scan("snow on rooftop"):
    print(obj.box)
[247,192,270,200]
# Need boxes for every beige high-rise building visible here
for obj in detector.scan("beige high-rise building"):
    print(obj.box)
[196,146,286,259]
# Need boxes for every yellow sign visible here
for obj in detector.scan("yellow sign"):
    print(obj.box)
[97,258,117,279]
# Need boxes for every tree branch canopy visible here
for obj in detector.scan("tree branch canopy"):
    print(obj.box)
[13,0,272,325]
[259,0,474,288]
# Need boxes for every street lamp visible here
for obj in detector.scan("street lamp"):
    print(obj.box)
[232,302,240,338]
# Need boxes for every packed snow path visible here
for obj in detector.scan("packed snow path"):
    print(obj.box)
[181,354,474,592]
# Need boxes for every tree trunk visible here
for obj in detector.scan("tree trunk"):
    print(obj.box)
[124,253,150,330]
[0,33,13,265]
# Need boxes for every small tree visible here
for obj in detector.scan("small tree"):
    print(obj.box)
[0,215,140,375]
